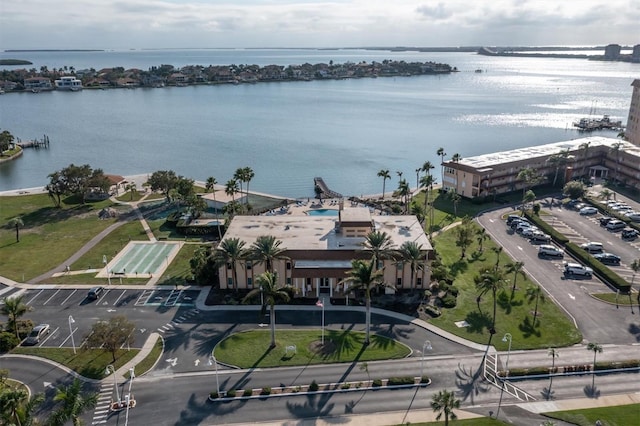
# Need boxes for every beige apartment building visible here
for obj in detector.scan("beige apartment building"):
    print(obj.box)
[626,79,640,146]
[441,136,640,199]
[217,206,432,298]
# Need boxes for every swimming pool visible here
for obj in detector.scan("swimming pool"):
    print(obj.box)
[306,209,339,216]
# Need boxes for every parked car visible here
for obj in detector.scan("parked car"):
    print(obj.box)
[579,241,604,253]
[574,203,587,211]
[593,252,621,265]
[606,219,626,231]
[599,216,613,227]
[23,324,50,346]
[87,286,104,300]
[510,218,530,229]
[538,244,564,258]
[506,214,523,225]
[529,231,551,243]
[563,262,593,277]
[516,222,537,234]
[622,228,639,240]
[579,206,598,215]
[521,227,540,237]
[625,213,640,222]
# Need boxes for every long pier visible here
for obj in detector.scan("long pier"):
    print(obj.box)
[16,134,50,149]
[313,177,342,199]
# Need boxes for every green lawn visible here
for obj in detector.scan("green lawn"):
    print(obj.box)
[215,329,410,368]
[429,222,582,351]
[155,243,204,286]
[44,274,149,286]
[544,403,640,426]
[116,191,144,202]
[12,347,138,380]
[592,292,637,306]
[0,194,122,281]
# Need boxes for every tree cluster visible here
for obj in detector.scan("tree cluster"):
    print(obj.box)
[47,163,110,206]
[0,129,14,153]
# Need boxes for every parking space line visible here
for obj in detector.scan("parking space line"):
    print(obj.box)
[26,289,44,305]
[113,289,127,306]
[61,289,77,305]
[59,327,78,348]
[39,326,58,346]
[42,289,60,305]
[97,289,110,305]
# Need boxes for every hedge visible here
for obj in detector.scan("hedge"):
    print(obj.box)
[524,211,569,244]
[565,242,631,292]
[585,196,640,233]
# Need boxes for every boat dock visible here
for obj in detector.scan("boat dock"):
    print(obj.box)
[16,134,50,149]
[313,177,342,199]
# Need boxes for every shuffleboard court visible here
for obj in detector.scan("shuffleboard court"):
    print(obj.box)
[97,241,182,279]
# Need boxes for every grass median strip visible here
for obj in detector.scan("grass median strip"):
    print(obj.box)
[215,329,410,369]
[126,336,163,379]
[12,347,139,380]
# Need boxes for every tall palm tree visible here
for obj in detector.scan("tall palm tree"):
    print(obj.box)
[396,170,403,184]
[610,141,624,183]
[415,168,421,189]
[437,147,447,192]
[212,238,247,291]
[243,166,255,206]
[249,235,287,273]
[1,295,32,338]
[377,169,390,200]
[340,259,386,345]
[516,167,540,200]
[547,150,570,187]
[491,246,503,270]
[362,231,394,270]
[225,179,238,205]
[396,179,411,213]
[579,141,591,178]
[205,176,222,240]
[0,388,43,426]
[505,261,526,296]
[586,342,603,388]
[454,221,473,259]
[451,153,461,194]
[8,217,24,243]
[420,173,436,232]
[243,272,290,348]
[474,267,506,334]
[47,378,98,426]
[449,192,461,217]
[398,241,425,289]
[547,347,559,395]
[233,168,245,199]
[525,284,546,327]
[475,228,489,253]
[430,389,460,426]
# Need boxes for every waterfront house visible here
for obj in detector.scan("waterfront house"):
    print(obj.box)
[24,77,53,91]
[216,205,432,298]
[200,190,247,211]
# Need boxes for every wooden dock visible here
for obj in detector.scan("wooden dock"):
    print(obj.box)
[17,134,50,149]
[314,177,342,199]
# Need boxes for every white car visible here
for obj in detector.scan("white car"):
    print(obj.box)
[538,244,564,257]
[626,214,640,222]
[580,241,604,253]
[579,207,598,215]
[564,262,593,277]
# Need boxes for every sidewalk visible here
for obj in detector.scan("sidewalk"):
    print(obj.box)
[111,332,161,382]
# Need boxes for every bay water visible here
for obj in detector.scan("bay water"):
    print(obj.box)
[0,49,637,197]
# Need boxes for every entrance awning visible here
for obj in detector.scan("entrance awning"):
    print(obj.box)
[292,260,352,279]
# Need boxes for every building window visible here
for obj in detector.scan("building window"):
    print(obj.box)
[286,277,292,285]
[416,277,423,287]
[226,262,232,270]
[246,261,252,270]
[247,277,252,288]
[227,277,233,287]
[286,262,292,270]
[396,278,402,287]
[306,278,312,286]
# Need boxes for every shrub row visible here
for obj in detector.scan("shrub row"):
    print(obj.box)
[585,197,640,233]
[501,359,640,378]
[565,242,631,292]
[523,211,569,244]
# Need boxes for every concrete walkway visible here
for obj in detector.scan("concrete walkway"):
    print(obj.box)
[111,332,162,382]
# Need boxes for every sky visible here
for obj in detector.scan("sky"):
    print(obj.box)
[1,0,638,50]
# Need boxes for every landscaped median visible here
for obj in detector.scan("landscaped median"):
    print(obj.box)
[209,376,430,401]
[497,358,640,379]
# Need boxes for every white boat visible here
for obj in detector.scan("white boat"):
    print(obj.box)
[55,76,83,91]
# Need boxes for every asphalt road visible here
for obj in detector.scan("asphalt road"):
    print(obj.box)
[477,206,640,345]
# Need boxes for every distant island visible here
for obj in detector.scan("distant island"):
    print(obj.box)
[0,59,456,93]
[0,59,33,65]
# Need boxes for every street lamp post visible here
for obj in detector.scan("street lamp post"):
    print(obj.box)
[209,354,220,396]
[496,333,513,419]
[420,340,432,378]
[125,368,135,426]
[105,365,120,404]
[68,315,76,354]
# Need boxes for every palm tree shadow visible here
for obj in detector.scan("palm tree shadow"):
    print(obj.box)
[286,392,342,422]
[175,392,248,425]
[584,383,600,398]
[519,316,541,338]
[464,311,492,334]
[454,362,491,404]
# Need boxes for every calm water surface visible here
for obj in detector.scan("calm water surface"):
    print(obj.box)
[0,50,636,197]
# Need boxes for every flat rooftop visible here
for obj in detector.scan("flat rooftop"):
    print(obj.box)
[454,136,640,170]
[223,207,432,252]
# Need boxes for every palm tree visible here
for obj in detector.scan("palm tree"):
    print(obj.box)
[398,241,425,289]
[430,389,460,426]
[523,189,536,211]
[206,176,222,240]
[249,235,287,273]
[362,230,394,270]
[547,347,559,395]
[525,284,546,327]
[377,169,390,200]
[586,342,603,388]
[610,141,624,183]
[451,153,461,194]
[598,188,613,202]
[124,182,137,201]
[47,378,98,426]
[547,149,571,187]
[415,168,421,189]
[505,261,526,296]
[396,179,411,213]
[396,170,403,184]
[420,173,436,232]
[454,222,473,259]
[205,176,217,192]
[475,228,489,253]
[340,259,386,345]
[449,192,461,217]
[233,168,245,199]
[516,167,540,201]
[225,179,238,204]
[579,141,591,178]
[1,295,32,338]
[243,166,255,206]
[8,217,24,243]
[212,238,247,291]
[474,267,506,334]
[0,388,28,426]
[243,272,290,348]
[491,246,503,270]
[437,147,447,192]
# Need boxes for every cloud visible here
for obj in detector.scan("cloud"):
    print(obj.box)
[415,3,453,20]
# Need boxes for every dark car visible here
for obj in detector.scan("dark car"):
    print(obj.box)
[622,228,639,240]
[599,216,613,227]
[593,252,621,265]
[87,286,104,300]
[23,324,50,346]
